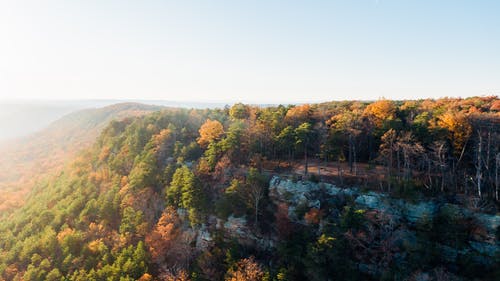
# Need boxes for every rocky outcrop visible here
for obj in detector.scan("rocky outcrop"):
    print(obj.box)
[196,226,213,251]
[269,176,499,257]
[354,193,439,224]
[269,176,352,220]
[218,215,275,250]
[213,175,498,273]
[207,176,498,280]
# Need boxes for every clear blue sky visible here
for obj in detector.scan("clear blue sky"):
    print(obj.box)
[0,0,499,103]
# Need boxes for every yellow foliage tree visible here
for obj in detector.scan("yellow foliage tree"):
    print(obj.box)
[285,104,311,125]
[153,128,172,151]
[437,111,472,154]
[197,119,224,148]
[363,99,396,127]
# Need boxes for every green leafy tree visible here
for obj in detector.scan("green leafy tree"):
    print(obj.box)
[276,126,296,161]
[295,123,314,176]
[166,166,206,226]
[221,121,246,164]
[119,207,145,235]
[128,150,159,190]
[229,103,250,120]
[45,268,62,281]
[244,168,268,226]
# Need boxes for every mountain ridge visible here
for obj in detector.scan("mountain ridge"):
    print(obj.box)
[0,97,498,280]
[0,102,163,211]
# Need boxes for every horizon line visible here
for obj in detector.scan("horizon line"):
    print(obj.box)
[0,94,499,105]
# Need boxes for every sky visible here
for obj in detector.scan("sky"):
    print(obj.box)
[0,0,499,103]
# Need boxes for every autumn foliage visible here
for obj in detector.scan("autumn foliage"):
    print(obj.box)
[225,257,266,281]
[197,119,224,148]
[0,97,499,281]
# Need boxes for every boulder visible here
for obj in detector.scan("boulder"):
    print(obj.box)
[403,201,438,224]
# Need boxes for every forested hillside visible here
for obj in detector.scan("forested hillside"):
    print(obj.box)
[0,97,499,281]
[0,103,162,211]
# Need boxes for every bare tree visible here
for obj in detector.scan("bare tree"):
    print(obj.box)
[396,132,424,183]
[469,113,500,199]
[429,141,448,192]
[496,153,499,201]
[244,168,267,227]
[378,129,397,191]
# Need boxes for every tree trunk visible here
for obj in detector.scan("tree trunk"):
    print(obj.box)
[348,134,353,174]
[338,158,343,185]
[403,151,409,182]
[397,149,401,183]
[353,142,357,176]
[476,132,483,198]
[485,130,491,198]
[440,164,445,193]
[255,199,259,226]
[426,156,432,189]
[304,142,308,176]
[496,153,499,201]
[388,148,393,192]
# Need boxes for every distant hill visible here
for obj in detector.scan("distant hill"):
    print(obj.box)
[0,100,232,142]
[0,100,121,141]
[0,103,81,141]
[0,102,163,211]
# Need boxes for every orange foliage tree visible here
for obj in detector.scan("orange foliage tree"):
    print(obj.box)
[285,104,311,126]
[363,99,396,128]
[225,256,266,281]
[197,119,224,148]
[437,111,472,156]
[145,206,182,265]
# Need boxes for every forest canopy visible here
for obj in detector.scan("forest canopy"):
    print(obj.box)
[0,96,499,281]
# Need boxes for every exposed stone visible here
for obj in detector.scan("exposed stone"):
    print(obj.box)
[196,226,212,251]
[224,215,250,238]
[269,177,500,239]
[243,176,500,273]
[308,199,321,209]
[354,194,384,210]
[221,215,275,250]
[403,201,438,224]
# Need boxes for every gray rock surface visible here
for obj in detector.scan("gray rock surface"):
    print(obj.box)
[216,176,499,272]
[268,176,499,259]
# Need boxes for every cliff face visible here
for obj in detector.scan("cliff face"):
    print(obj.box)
[200,176,498,278]
[269,176,498,229]
[268,176,499,253]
